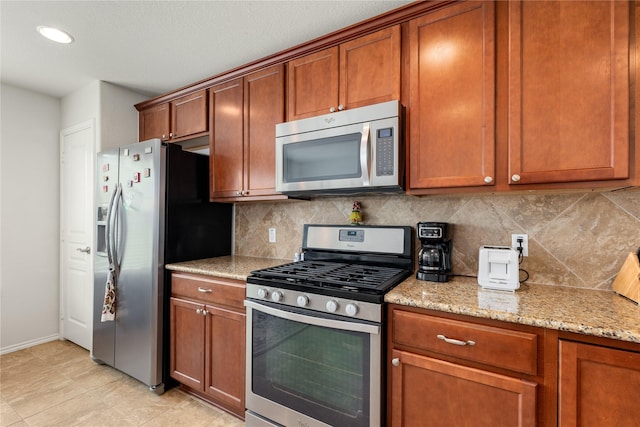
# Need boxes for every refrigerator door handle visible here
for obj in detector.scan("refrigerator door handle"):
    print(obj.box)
[105,185,118,267]
[108,183,123,276]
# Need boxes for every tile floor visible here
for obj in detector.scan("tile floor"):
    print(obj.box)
[0,340,245,426]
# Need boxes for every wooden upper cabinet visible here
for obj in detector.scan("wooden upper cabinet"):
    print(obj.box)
[138,90,208,142]
[288,47,339,120]
[287,25,400,120]
[210,64,286,201]
[559,340,640,426]
[170,90,208,140]
[244,65,285,197]
[408,1,496,192]
[139,103,170,142]
[210,79,244,199]
[340,25,401,110]
[508,0,630,185]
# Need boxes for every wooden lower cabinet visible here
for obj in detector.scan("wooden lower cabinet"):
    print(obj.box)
[559,340,640,427]
[388,304,548,426]
[390,349,537,427]
[169,272,246,419]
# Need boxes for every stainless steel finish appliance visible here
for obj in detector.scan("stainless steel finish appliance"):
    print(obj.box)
[416,222,452,282]
[245,224,413,427]
[93,138,232,393]
[276,100,403,196]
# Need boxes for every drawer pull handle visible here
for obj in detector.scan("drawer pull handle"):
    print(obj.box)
[437,334,475,347]
[197,287,213,293]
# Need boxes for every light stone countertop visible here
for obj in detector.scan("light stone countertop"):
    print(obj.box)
[166,256,640,344]
[386,276,640,344]
[166,255,290,281]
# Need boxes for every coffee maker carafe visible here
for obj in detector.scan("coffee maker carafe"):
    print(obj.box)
[416,222,452,282]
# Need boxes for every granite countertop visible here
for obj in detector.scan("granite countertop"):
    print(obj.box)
[166,256,640,344]
[166,255,290,281]
[386,276,640,344]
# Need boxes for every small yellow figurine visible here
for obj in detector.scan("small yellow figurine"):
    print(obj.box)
[349,201,363,225]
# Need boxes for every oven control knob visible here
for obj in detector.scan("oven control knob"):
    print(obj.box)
[326,300,339,313]
[271,291,283,303]
[296,295,309,307]
[257,288,269,299]
[345,303,358,316]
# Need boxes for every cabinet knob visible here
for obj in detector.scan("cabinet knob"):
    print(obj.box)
[329,106,336,113]
[483,176,493,184]
[201,309,208,316]
[169,132,174,138]
[196,308,202,315]
[161,134,166,140]
[338,104,344,111]
[511,174,521,183]
[392,358,400,367]
[235,191,242,196]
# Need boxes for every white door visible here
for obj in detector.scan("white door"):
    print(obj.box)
[60,120,95,350]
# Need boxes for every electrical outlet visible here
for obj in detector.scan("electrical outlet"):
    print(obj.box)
[268,228,276,243]
[511,234,528,256]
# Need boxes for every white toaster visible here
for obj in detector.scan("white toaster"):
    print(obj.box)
[477,246,520,291]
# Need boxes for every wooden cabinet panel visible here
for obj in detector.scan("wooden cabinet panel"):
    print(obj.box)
[244,65,285,197]
[210,79,244,198]
[287,47,339,120]
[508,0,629,185]
[139,103,170,142]
[170,272,246,419]
[559,340,640,426]
[287,26,401,121]
[392,308,538,375]
[171,90,208,140]
[408,1,495,191]
[169,297,205,390]
[171,272,244,309]
[204,304,246,414]
[390,349,537,427]
[340,25,401,110]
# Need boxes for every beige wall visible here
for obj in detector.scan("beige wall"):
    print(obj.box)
[235,190,640,290]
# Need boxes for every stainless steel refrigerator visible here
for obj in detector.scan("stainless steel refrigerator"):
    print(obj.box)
[92,138,232,393]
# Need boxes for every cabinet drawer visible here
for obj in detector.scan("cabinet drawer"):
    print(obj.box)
[391,309,538,375]
[171,273,245,309]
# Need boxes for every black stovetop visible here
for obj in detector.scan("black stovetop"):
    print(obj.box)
[247,259,412,303]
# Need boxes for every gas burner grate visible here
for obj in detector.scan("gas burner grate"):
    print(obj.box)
[250,260,407,292]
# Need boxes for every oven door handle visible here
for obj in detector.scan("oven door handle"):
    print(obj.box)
[245,300,380,335]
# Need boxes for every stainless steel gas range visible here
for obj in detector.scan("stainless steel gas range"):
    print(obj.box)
[245,224,413,427]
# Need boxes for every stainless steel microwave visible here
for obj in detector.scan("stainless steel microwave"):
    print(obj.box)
[275,100,403,196]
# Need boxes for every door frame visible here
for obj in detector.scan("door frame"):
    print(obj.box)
[59,119,96,349]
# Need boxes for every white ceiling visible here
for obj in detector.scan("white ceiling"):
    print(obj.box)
[1,0,413,100]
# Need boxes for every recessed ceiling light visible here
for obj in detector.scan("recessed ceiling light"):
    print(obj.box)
[37,26,74,44]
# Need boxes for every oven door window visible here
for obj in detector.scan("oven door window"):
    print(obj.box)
[251,308,371,427]
[283,133,362,182]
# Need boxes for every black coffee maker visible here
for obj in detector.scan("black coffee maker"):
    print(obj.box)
[416,222,452,282]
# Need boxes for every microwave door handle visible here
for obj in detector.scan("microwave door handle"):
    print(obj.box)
[360,123,371,186]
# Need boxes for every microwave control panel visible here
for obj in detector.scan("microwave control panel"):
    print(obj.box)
[375,127,395,176]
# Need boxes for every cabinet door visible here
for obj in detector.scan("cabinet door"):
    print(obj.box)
[287,47,339,120]
[508,0,629,185]
[210,78,244,199]
[340,25,401,110]
[244,64,285,197]
[559,341,640,426]
[408,1,496,191]
[139,103,170,142]
[390,349,537,427]
[204,304,246,417]
[169,297,205,391]
[171,90,208,140]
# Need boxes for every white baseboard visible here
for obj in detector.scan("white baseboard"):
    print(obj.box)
[0,334,62,355]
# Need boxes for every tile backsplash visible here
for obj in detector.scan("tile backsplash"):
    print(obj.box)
[235,189,640,290]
